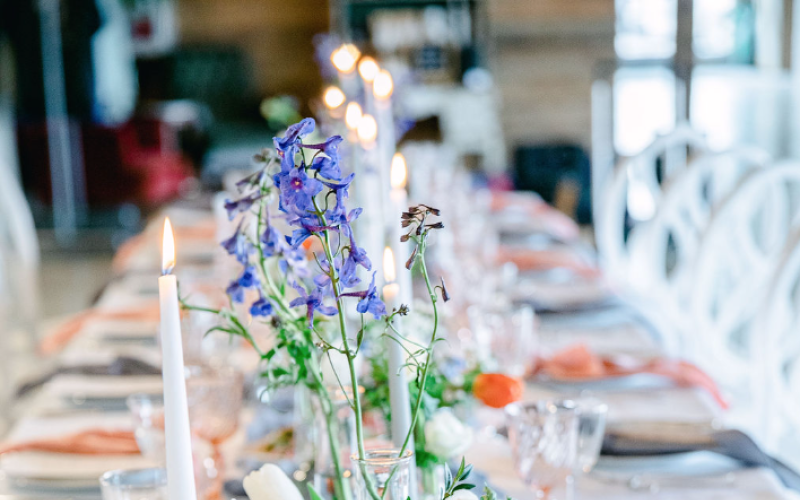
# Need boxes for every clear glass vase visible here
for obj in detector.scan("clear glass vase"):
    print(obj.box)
[311,388,357,498]
[419,464,446,500]
[352,449,414,500]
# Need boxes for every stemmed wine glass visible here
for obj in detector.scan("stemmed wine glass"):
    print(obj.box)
[506,400,579,500]
[127,365,243,500]
[185,364,243,498]
[573,397,608,476]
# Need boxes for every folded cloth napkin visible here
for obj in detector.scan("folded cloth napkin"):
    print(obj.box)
[39,303,160,355]
[112,223,217,274]
[603,428,800,491]
[497,247,601,278]
[16,356,161,398]
[0,429,139,455]
[533,344,728,409]
[490,190,581,242]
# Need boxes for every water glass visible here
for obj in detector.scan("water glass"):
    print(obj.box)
[100,468,167,500]
[470,304,537,377]
[574,397,608,474]
[352,449,414,500]
[506,401,578,499]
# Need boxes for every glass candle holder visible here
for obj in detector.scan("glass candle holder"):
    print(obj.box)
[352,449,414,500]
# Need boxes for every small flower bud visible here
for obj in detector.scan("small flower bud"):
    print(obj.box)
[440,277,450,302]
[405,247,418,270]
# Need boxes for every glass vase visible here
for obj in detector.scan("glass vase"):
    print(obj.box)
[311,388,357,498]
[352,449,414,500]
[419,464,446,500]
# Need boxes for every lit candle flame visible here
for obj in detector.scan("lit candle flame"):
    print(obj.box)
[391,153,407,189]
[323,86,346,109]
[357,114,378,145]
[383,247,396,283]
[331,44,360,74]
[345,102,363,130]
[162,217,175,275]
[373,70,393,99]
[358,57,379,83]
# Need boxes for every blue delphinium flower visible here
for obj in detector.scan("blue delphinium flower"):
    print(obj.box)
[279,246,310,278]
[346,232,372,271]
[238,266,260,288]
[274,118,315,151]
[260,225,283,257]
[220,221,252,264]
[225,193,263,220]
[307,135,345,179]
[289,282,338,328]
[250,293,274,317]
[226,281,245,303]
[274,118,315,173]
[275,167,323,216]
[342,273,387,319]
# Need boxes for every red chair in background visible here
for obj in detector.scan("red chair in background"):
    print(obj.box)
[17,118,193,208]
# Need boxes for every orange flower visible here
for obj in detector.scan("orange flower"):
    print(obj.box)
[472,373,524,409]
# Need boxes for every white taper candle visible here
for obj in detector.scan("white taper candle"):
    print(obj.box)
[382,248,413,450]
[159,218,197,500]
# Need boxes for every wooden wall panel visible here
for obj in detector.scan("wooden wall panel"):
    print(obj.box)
[176,0,329,105]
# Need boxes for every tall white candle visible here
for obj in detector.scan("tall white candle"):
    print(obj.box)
[382,247,413,451]
[159,218,197,500]
[357,114,385,289]
[331,44,360,98]
[345,102,363,176]
[389,154,413,309]
[323,85,346,121]
[374,69,396,210]
[358,57,379,117]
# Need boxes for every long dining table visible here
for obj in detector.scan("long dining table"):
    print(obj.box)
[0,194,798,500]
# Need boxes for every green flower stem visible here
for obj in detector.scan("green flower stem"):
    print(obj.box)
[309,350,352,500]
[313,201,381,500]
[399,250,438,457]
[379,243,439,500]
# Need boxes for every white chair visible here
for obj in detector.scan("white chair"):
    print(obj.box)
[751,221,800,469]
[687,162,800,433]
[625,148,771,346]
[0,99,40,436]
[595,124,709,285]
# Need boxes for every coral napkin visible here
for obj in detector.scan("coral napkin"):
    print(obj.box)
[39,302,160,355]
[0,429,139,455]
[534,344,728,409]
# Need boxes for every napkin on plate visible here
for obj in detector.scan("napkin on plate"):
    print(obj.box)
[533,344,728,409]
[39,303,160,355]
[0,429,139,455]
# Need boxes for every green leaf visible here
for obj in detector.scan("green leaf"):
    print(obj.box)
[356,327,365,351]
[462,464,473,481]
[444,463,453,491]
[480,486,498,500]
[453,483,476,492]
[307,483,326,500]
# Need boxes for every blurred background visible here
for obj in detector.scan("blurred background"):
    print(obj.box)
[0,0,796,317]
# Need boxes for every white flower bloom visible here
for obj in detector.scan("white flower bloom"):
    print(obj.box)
[242,463,304,500]
[424,409,473,460]
[450,490,480,500]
